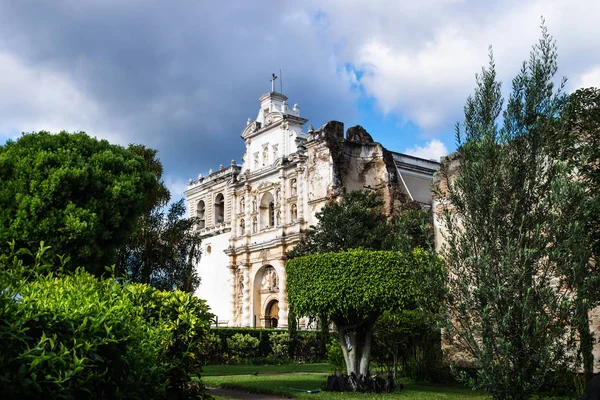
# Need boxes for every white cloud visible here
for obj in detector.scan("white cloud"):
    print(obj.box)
[163,174,191,205]
[311,0,600,133]
[404,139,448,162]
[0,52,127,145]
[573,65,600,89]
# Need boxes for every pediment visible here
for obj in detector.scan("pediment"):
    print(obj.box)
[241,120,262,139]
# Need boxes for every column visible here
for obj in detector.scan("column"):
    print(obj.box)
[278,264,288,329]
[296,167,305,221]
[228,266,237,327]
[230,190,237,236]
[241,265,251,327]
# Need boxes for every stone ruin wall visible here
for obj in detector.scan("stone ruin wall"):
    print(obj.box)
[433,152,600,372]
[304,121,409,223]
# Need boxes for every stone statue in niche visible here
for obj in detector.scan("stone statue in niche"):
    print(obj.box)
[271,270,278,289]
[275,188,280,204]
[262,146,268,166]
[291,178,297,196]
[273,144,279,161]
[291,204,298,222]
[276,210,281,226]
[239,219,245,235]
[253,152,259,169]
[252,216,257,233]
[261,266,278,291]
[240,196,245,212]
[252,197,257,212]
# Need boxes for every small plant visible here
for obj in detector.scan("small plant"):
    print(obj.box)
[326,338,346,374]
[226,333,260,358]
[269,331,290,358]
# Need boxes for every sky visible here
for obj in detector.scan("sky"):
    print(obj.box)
[1,0,599,202]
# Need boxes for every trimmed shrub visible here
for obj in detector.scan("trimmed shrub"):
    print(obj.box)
[0,242,213,399]
[226,333,260,359]
[206,328,330,364]
[269,331,290,358]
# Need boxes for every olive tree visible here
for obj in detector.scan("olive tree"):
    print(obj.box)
[286,248,444,377]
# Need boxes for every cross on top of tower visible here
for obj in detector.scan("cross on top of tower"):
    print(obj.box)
[270,73,277,93]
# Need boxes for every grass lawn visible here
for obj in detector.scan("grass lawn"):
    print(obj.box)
[202,363,331,376]
[203,374,488,399]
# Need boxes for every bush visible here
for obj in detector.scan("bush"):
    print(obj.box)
[206,328,329,364]
[372,309,450,382]
[226,333,260,359]
[326,338,346,373]
[269,331,290,358]
[0,242,213,399]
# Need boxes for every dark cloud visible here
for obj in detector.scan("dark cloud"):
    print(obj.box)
[0,0,358,184]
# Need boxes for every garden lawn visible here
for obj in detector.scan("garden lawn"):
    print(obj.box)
[203,374,488,399]
[202,363,331,376]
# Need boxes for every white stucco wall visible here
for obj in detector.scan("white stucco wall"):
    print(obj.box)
[194,231,233,325]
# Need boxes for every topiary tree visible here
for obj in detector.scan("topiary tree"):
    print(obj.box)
[286,248,444,377]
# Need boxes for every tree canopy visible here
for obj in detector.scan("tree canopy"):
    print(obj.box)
[286,248,444,376]
[286,190,393,259]
[0,131,159,275]
[116,145,202,293]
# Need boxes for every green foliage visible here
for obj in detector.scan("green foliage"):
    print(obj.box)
[438,22,589,399]
[287,249,444,324]
[269,331,291,358]
[0,242,213,399]
[201,328,328,365]
[561,87,600,383]
[286,190,393,259]
[116,145,202,293]
[372,310,449,383]
[287,248,444,376]
[326,338,346,373]
[226,333,260,358]
[0,131,159,274]
[117,199,202,293]
[391,205,434,253]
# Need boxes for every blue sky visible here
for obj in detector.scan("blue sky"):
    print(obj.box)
[0,0,598,201]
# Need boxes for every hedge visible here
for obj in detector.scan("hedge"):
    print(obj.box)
[0,242,213,399]
[201,328,331,364]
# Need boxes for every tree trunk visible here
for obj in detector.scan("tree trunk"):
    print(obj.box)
[336,318,377,377]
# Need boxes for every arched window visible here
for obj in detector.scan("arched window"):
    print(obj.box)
[290,203,298,222]
[214,193,224,224]
[197,200,206,229]
[259,192,275,229]
[239,219,245,235]
[290,178,297,196]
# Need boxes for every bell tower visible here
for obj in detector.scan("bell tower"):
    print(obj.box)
[240,74,308,174]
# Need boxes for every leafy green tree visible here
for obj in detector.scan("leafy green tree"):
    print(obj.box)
[286,249,444,377]
[286,190,393,259]
[559,87,600,383]
[116,145,202,293]
[437,24,588,399]
[0,131,159,275]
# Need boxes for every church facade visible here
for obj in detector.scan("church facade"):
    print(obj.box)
[184,88,439,328]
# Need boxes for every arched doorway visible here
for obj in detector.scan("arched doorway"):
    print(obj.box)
[264,299,279,328]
